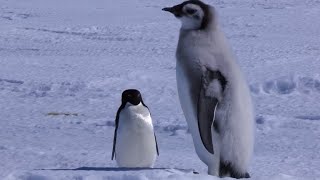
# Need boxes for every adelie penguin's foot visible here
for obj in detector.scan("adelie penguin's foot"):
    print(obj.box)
[219,161,250,179]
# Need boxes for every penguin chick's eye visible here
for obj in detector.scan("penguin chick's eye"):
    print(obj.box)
[186,8,196,15]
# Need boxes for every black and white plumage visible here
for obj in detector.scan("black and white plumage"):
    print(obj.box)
[112,89,159,168]
[163,0,254,178]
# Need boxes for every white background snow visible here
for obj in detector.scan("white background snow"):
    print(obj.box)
[0,0,319,179]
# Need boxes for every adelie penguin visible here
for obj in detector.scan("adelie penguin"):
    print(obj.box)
[111,89,159,168]
[163,0,255,179]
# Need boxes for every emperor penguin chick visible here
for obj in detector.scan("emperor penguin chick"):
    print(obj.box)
[111,89,159,168]
[163,0,254,178]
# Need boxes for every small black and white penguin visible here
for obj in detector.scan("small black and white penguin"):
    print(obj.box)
[111,89,159,168]
[163,0,255,179]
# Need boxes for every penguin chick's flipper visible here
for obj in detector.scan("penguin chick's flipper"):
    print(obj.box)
[197,69,227,154]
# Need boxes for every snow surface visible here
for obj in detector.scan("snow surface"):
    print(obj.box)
[1,0,320,179]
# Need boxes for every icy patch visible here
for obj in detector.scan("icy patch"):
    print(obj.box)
[250,83,260,94]
[5,170,305,180]
[46,112,80,117]
[261,173,302,180]
[5,172,50,180]
[251,75,320,95]
[255,114,284,132]
[1,11,34,21]
[255,115,265,125]
[261,80,275,94]
[0,80,90,98]
[275,78,296,94]
[298,76,320,94]
[160,125,188,136]
[261,76,296,95]
[0,146,7,150]
[91,120,115,128]
[295,115,320,121]
[4,168,214,180]
[0,79,24,85]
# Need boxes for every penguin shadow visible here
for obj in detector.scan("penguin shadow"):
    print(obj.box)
[36,167,199,174]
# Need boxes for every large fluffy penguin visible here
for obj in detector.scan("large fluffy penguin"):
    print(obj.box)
[162,0,254,178]
[111,89,159,168]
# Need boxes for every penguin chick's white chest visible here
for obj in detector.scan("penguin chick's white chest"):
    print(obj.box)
[115,103,157,168]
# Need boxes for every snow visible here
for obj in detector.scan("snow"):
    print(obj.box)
[0,0,319,179]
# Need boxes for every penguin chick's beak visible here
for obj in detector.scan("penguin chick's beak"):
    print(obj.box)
[162,7,174,12]
[162,6,182,17]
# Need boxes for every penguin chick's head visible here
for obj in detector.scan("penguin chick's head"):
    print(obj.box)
[162,0,212,30]
[121,89,143,106]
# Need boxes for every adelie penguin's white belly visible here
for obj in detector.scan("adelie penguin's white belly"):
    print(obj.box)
[115,104,157,168]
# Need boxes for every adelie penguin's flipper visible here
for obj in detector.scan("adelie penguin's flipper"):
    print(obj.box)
[197,68,227,154]
[142,102,159,156]
[154,132,159,156]
[111,104,125,160]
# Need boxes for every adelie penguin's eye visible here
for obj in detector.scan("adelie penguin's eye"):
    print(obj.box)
[186,8,196,15]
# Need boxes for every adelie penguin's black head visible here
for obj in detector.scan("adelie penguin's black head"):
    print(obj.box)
[121,89,143,106]
[162,0,213,30]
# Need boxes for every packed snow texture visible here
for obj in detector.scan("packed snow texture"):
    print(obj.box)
[0,0,320,179]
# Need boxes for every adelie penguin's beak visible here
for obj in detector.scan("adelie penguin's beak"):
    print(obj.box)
[162,5,182,17]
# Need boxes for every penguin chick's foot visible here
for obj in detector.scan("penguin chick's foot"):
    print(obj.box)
[219,161,250,179]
